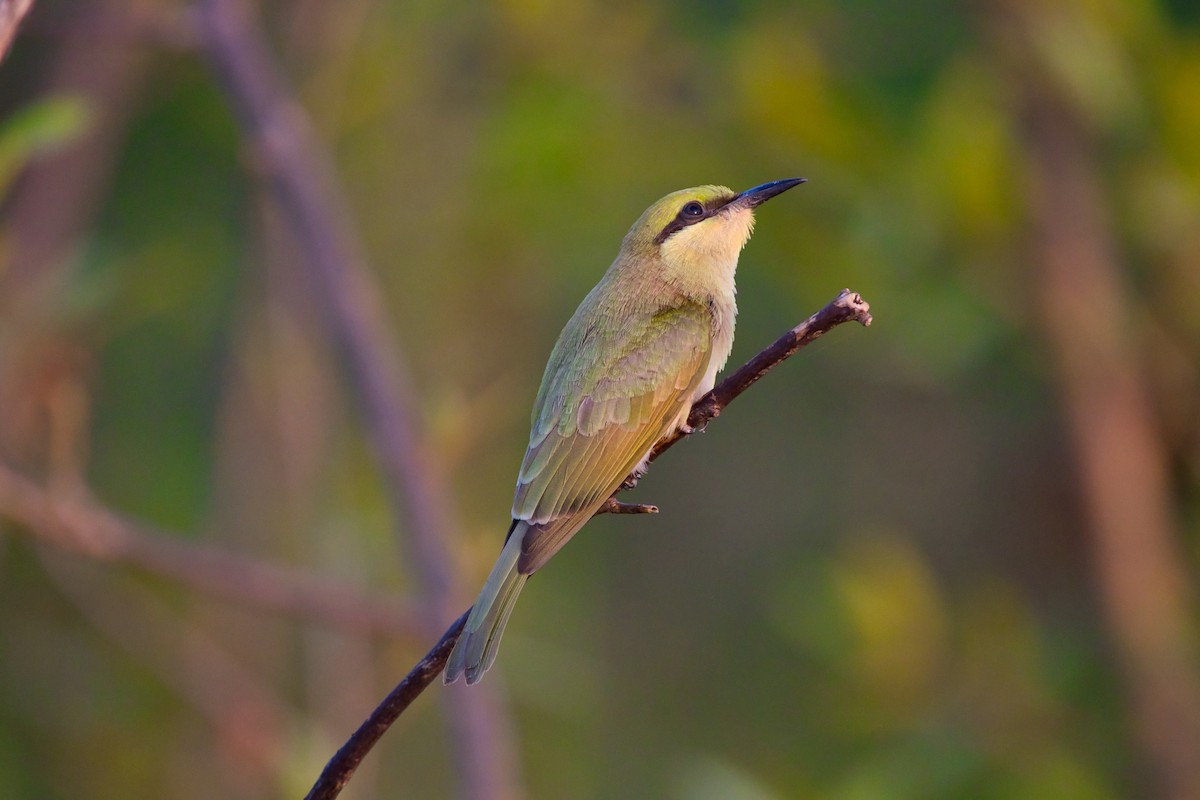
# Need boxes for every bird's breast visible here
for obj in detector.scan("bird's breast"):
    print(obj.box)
[696,293,737,401]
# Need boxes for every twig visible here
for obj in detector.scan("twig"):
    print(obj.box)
[304,287,872,800]
[595,498,659,515]
[193,2,519,797]
[645,288,871,469]
[0,460,425,638]
[304,610,470,800]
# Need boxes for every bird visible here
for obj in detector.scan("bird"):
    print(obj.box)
[444,178,805,685]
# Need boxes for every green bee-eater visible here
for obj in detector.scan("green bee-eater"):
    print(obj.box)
[444,178,804,684]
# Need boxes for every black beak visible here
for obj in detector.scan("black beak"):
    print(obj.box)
[730,177,806,209]
[734,178,801,208]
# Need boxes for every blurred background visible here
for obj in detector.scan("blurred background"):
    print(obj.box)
[1,0,1199,797]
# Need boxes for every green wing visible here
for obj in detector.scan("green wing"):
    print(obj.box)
[512,298,713,574]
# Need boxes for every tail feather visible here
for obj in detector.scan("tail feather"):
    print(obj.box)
[444,524,529,685]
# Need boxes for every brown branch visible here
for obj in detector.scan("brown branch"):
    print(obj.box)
[644,288,871,470]
[303,287,872,800]
[304,610,470,800]
[193,2,520,797]
[0,460,425,638]
[595,498,659,515]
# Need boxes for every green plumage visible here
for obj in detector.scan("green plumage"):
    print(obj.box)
[444,297,711,685]
[444,179,803,685]
[514,298,713,570]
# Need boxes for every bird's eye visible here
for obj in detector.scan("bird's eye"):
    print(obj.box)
[682,201,704,219]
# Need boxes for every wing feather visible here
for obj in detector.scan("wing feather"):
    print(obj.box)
[512,299,713,573]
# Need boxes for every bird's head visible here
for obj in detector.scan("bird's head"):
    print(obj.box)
[621,178,805,270]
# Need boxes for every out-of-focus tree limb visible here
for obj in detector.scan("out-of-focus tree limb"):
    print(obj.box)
[18,4,198,51]
[0,460,426,638]
[0,0,33,62]
[0,2,152,477]
[991,5,1200,798]
[39,551,292,794]
[194,0,456,605]
[192,1,521,798]
[303,288,873,800]
[0,1,149,300]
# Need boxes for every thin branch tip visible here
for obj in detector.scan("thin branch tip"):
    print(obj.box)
[836,288,872,327]
[597,498,659,515]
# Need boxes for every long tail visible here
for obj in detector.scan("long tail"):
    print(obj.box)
[444,523,529,685]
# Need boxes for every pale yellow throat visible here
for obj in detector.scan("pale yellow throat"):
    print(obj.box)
[660,205,757,289]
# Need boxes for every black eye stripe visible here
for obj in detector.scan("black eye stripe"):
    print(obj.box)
[652,193,736,245]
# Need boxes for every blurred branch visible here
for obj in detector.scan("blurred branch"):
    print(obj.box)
[991,6,1200,798]
[192,1,520,798]
[39,551,291,793]
[304,287,873,800]
[194,0,457,605]
[0,0,33,62]
[0,1,148,302]
[20,4,199,52]
[0,460,426,638]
